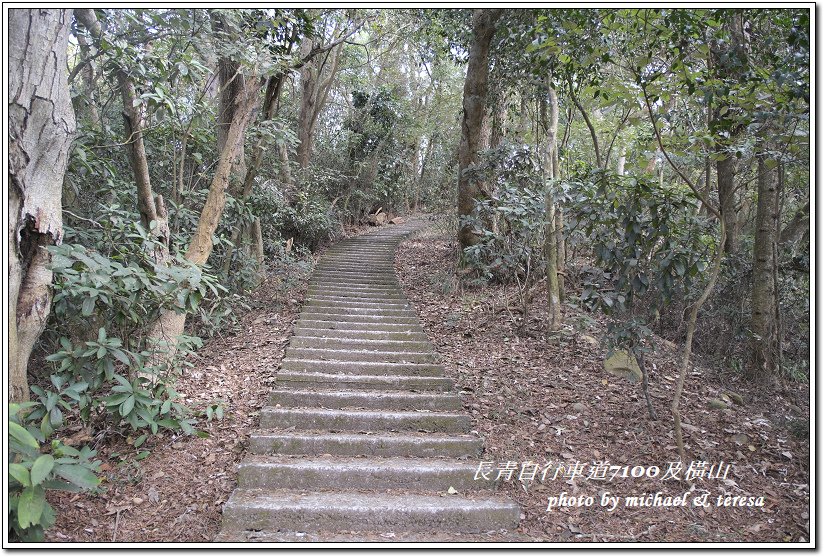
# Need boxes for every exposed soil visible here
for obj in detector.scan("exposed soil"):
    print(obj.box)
[394,223,811,543]
[42,219,810,544]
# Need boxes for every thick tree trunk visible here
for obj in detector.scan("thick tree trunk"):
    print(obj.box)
[9,9,77,401]
[749,153,781,380]
[149,70,259,364]
[457,8,502,250]
[211,12,248,196]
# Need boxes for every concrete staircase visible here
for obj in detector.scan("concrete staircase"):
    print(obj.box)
[216,221,520,542]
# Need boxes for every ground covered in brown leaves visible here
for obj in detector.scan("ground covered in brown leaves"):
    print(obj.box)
[394,222,811,544]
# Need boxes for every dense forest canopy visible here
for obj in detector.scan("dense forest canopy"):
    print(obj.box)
[7,7,810,542]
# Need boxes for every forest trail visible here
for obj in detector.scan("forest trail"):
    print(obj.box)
[216,220,521,542]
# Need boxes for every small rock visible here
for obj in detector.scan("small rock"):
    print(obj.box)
[572,402,586,413]
[580,335,598,346]
[707,398,729,410]
[132,497,144,505]
[726,391,744,405]
[604,350,643,383]
[389,217,406,225]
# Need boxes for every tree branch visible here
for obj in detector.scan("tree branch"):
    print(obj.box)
[641,83,722,220]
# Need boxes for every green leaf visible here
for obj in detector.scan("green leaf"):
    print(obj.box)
[81,296,95,316]
[9,463,31,486]
[10,421,40,450]
[18,486,46,529]
[121,395,135,417]
[30,455,55,485]
[53,464,99,490]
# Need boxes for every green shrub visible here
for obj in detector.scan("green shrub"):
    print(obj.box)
[460,146,547,285]
[8,403,101,542]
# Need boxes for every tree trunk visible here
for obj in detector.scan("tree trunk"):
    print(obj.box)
[211,11,248,197]
[74,33,101,130]
[149,69,259,363]
[297,37,343,168]
[489,92,508,149]
[567,77,601,168]
[711,11,748,253]
[749,153,781,380]
[717,154,740,252]
[543,87,562,331]
[9,8,77,401]
[780,199,809,247]
[75,9,169,261]
[457,8,502,250]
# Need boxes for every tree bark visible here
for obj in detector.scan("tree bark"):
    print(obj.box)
[457,8,502,250]
[749,153,780,380]
[211,11,248,196]
[711,11,748,253]
[149,69,259,363]
[780,199,809,247]
[73,33,101,130]
[297,37,343,168]
[9,8,77,401]
[543,87,562,331]
[716,153,740,252]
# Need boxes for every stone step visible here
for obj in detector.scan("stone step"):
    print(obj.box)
[268,388,460,410]
[221,490,520,534]
[308,282,403,292]
[291,328,429,342]
[237,456,495,491]
[248,431,483,458]
[276,371,453,391]
[280,358,444,375]
[260,407,471,433]
[288,336,432,352]
[298,314,421,325]
[295,320,425,333]
[215,530,531,543]
[297,305,418,317]
[312,272,397,281]
[313,265,396,273]
[306,291,408,300]
[304,299,412,310]
[285,347,436,364]
[312,269,397,275]
[310,279,399,287]
[305,290,407,301]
